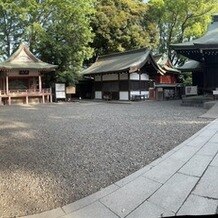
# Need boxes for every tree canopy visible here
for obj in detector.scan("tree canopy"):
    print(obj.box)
[147,0,218,60]
[0,0,95,85]
[91,0,158,55]
[0,0,218,84]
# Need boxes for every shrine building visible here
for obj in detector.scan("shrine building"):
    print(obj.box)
[82,48,165,100]
[82,48,180,101]
[171,14,218,93]
[0,43,57,105]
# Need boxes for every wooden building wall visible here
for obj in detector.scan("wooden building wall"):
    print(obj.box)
[93,72,150,100]
[155,74,177,84]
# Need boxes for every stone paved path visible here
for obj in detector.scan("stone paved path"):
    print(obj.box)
[22,116,218,217]
[200,101,218,119]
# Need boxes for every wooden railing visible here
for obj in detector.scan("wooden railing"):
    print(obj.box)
[0,88,51,96]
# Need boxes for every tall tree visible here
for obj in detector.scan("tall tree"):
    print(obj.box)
[0,0,26,58]
[0,0,95,85]
[31,0,95,85]
[91,0,158,56]
[147,0,218,61]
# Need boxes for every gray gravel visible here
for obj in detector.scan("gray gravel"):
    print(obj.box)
[0,100,212,217]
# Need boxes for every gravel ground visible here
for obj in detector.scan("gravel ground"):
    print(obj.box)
[0,100,212,217]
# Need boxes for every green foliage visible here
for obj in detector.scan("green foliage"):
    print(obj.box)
[180,72,192,86]
[91,0,159,55]
[1,0,218,85]
[0,0,95,85]
[31,0,95,85]
[148,0,218,57]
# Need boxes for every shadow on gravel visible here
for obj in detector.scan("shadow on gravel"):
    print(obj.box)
[0,102,212,217]
[0,116,70,217]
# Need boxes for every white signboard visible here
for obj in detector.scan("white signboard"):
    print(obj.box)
[55,83,65,92]
[185,86,198,96]
[56,92,66,99]
[55,83,66,99]
[213,90,218,95]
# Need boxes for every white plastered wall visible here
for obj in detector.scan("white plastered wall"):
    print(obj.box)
[120,73,128,80]
[95,75,101,81]
[95,91,102,99]
[102,74,118,81]
[119,91,129,100]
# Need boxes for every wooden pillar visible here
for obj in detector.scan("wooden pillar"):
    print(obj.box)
[3,77,5,94]
[93,76,96,99]
[26,96,29,104]
[6,75,9,94]
[42,94,45,103]
[101,74,103,99]
[128,72,131,101]
[39,74,42,92]
[33,77,37,91]
[8,96,11,105]
[118,73,120,100]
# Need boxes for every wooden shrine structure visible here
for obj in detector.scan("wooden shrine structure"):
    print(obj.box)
[171,14,218,93]
[0,43,58,105]
[82,48,180,101]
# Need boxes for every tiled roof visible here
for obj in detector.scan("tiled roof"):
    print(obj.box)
[177,60,203,72]
[171,15,218,49]
[83,48,163,75]
[0,43,58,71]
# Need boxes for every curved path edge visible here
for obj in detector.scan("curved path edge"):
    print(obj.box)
[22,117,218,218]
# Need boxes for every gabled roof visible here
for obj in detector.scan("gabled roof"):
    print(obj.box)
[155,54,180,74]
[171,14,218,50]
[82,48,164,75]
[177,60,203,72]
[0,43,58,71]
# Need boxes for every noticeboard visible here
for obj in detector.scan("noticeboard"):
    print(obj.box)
[66,86,76,94]
[185,86,198,96]
[55,83,66,99]
[213,90,218,95]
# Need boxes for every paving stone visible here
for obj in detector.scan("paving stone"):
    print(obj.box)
[61,201,118,218]
[206,124,218,131]
[100,176,161,217]
[126,200,175,218]
[193,166,218,199]
[171,142,186,151]
[115,164,153,187]
[210,153,218,167]
[209,133,218,143]
[185,136,210,147]
[179,154,213,177]
[147,149,177,167]
[169,146,199,162]
[62,184,119,214]
[22,208,65,218]
[148,173,199,213]
[177,194,218,215]
[180,133,200,145]
[197,129,217,138]
[143,157,184,183]
[197,142,218,156]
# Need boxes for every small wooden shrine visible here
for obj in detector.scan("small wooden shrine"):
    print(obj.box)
[0,43,58,105]
[82,48,165,100]
[82,48,180,101]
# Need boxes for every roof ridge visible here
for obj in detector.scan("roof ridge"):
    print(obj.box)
[98,47,149,60]
[5,43,42,63]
